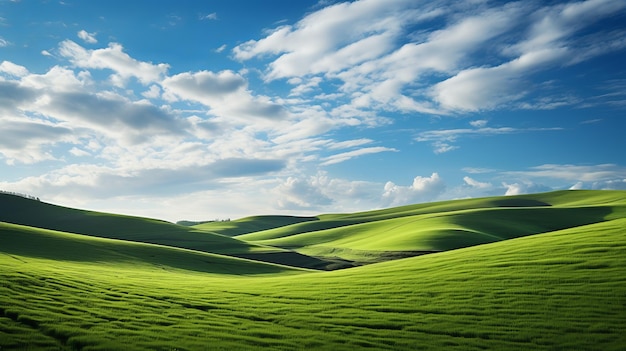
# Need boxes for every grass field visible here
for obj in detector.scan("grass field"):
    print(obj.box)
[1,190,626,350]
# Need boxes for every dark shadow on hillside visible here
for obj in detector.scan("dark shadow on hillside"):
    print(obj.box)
[489,199,551,207]
[233,251,352,270]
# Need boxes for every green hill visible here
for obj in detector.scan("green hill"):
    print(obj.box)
[193,215,319,236]
[0,193,331,270]
[1,214,625,350]
[0,221,304,275]
[235,190,626,264]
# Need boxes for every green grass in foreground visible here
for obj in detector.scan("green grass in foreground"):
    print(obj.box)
[2,217,626,350]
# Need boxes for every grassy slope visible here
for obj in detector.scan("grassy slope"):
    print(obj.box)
[194,215,319,236]
[1,217,625,350]
[236,190,626,263]
[0,194,330,269]
[0,222,304,275]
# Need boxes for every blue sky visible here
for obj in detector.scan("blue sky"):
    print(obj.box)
[1,0,625,222]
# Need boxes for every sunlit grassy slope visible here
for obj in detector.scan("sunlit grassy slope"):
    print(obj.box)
[0,194,330,269]
[0,222,304,275]
[2,216,625,350]
[194,215,319,236]
[235,190,626,263]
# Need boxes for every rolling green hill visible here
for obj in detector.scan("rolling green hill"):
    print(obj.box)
[0,193,331,270]
[1,190,626,349]
[1,214,625,350]
[234,190,626,264]
[193,215,319,236]
[0,221,304,275]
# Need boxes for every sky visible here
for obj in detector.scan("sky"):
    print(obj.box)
[0,0,625,222]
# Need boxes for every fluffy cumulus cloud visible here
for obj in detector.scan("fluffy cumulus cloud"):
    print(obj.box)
[161,70,287,121]
[77,30,97,44]
[382,173,446,207]
[59,41,169,86]
[503,182,552,196]
[272,171,395,213]
[0,61,29,77]
[463,176,492,189]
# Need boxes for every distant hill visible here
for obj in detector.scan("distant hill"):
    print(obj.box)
[232,190,626,264]
[193,215,319,236]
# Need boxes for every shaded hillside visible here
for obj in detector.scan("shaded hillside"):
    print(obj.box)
[0,194,332,270]
[0,222,303,275]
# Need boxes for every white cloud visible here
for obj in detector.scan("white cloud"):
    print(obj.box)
[0,61,29,77]
[35,90,187,145]
[503,181,552,196]
[416,124,561,154]
[463,167,496,174]
[432,141,457,154]
[569,181,584,190]
[0,37,9,47]
[142,85,161,99]
[201,13,218,20]
[161,70,288,122]
[233,0,416,79]
[591,179,626,190]
[382,173,445,207]
[327,138,373,150]
[162,70,246,102]
[505,164,626,182]
[432,0,626,112]
[215,44,227,53]
[463,176,492,189]
[77,30,97,44]
[20,65,89,91]
[321,146,397,166]
[59,40,169,86]
[432,47,568,111]
[0,118,76,164]
[469,120,488,128]
[272,171,382,213]
[69,147,91,157]
[273,176,333,210]
[233,0,626,115]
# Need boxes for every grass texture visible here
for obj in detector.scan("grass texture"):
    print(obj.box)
[0,190,625,350]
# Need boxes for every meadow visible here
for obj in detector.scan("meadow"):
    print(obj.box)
[1,190,626,350]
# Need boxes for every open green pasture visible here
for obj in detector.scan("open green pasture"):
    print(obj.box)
[2,217,626,350]
[1,190,626,350]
